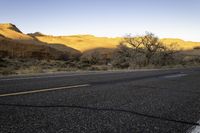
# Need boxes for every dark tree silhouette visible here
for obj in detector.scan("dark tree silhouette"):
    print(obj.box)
[123,32,165,65]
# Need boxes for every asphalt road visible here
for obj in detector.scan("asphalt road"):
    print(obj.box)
[0,68,200,133]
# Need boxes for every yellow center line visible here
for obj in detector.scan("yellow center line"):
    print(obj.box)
[0,84,90,97]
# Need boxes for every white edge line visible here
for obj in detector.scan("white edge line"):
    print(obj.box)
[0,84,90,97]
[163,74,187,78]
[187,120,200,133]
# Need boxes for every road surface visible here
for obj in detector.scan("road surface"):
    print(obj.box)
[0,68,200,133]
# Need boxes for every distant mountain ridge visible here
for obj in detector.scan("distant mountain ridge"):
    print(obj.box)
[28,32,45,37]
[0,23,200,53]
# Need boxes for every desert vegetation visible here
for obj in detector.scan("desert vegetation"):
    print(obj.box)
[112,33,179,68]
[75,33,200,70]
[0,24,200,75]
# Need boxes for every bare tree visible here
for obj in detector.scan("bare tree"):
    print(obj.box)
[122,32,165,65]
[142,33,165,64]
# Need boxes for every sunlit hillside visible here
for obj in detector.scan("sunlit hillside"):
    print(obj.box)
[35,35,122,52]
[1,23,200,75]
[161,38,200,50]
[0,23,39,44]
[0,23,81,59]
[35,34,200,52]
[0,23,200,52]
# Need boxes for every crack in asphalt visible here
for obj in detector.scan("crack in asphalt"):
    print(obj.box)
[0,71,197,131]
[0,103,199,127]
[0,72,181,97]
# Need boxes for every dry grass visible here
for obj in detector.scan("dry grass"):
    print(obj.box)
[36,35,200,52]
[161,38,200,50]
[0,23,39,44]
[36,35,122,52]
[0,59,79,75]
[1,23,200,52]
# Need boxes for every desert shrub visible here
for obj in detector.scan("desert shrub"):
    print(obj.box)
[80,48,114,65]
[151,45,178,66]
[151,52,173,66]
[111,44,133,68]
[77,62,91,69]
[194,46,200,50]
[0,66,17,75]
[129,53,147,68]
[183,56,200,64]
[112,33,179,68]
[80,50,100,65]
[0,50,9,58]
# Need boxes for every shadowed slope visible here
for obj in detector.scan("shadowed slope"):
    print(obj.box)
[0,37,68,60]
[0,23,81,60]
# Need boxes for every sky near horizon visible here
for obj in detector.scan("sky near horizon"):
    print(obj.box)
[1,0,200,41]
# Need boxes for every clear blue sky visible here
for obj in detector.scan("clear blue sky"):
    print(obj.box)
[1,0,200,41]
